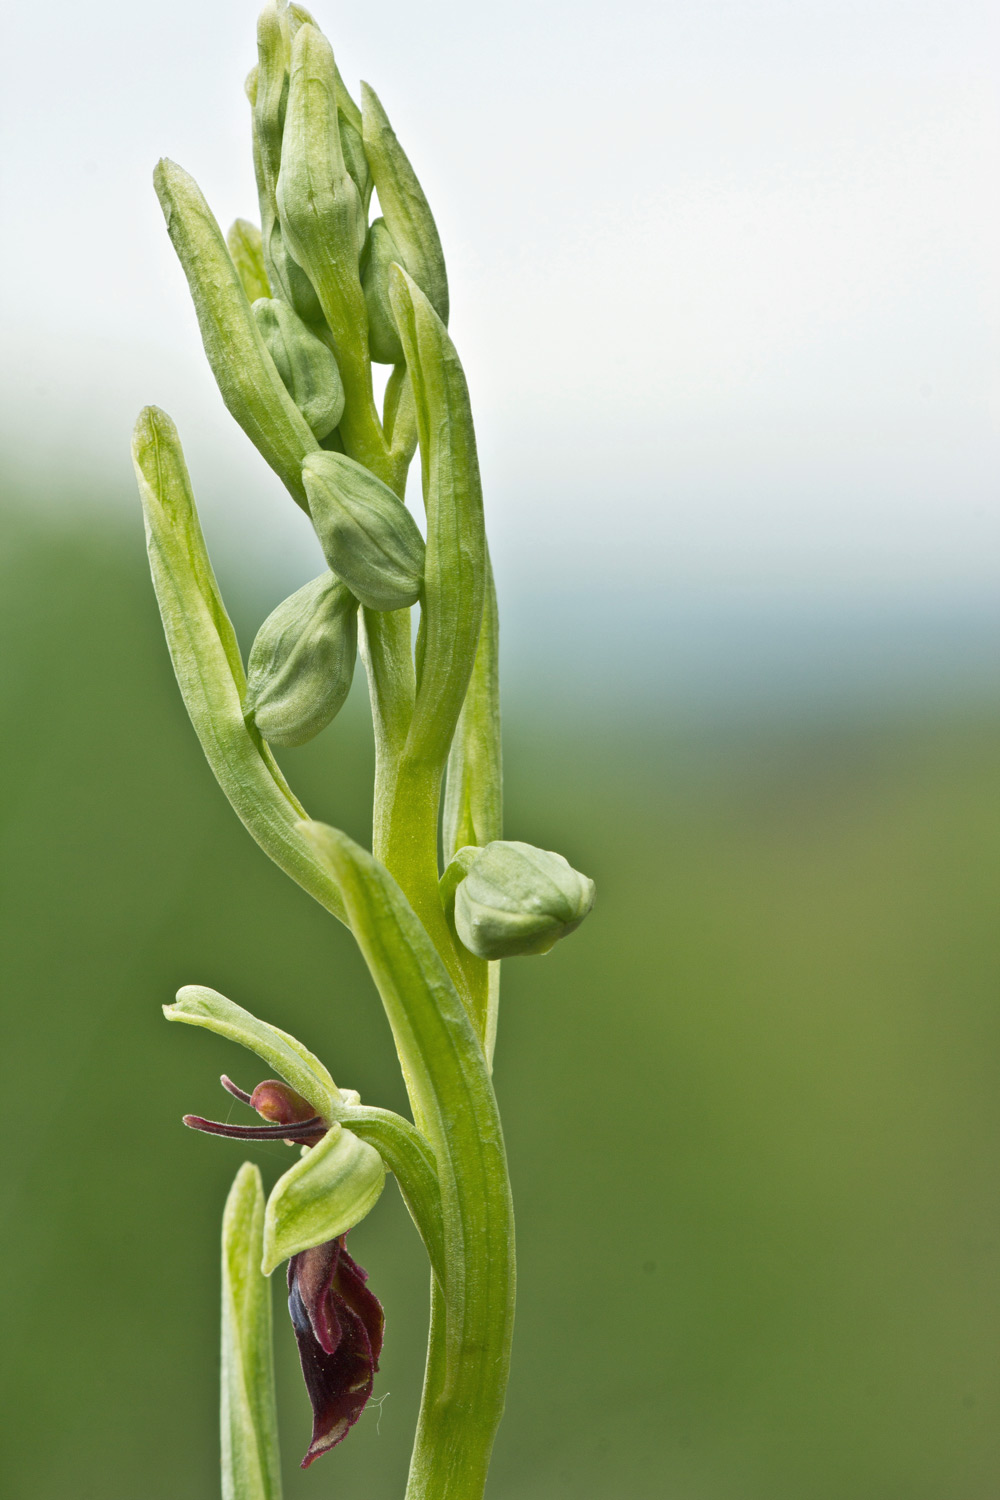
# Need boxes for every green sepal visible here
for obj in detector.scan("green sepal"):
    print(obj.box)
[361,82,448,324]
[131,406,347,924]
[153,159,317,511]
[164,984,339,1119]
[221,1163,283,1500]
[245,571,358,747]
[389,267,485,771]
[227,218,272,304]
[252,297,345,439]
[303,451,425,612]
[262,1122,386,1274]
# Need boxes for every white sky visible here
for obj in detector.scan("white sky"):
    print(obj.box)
[2,0,999,618]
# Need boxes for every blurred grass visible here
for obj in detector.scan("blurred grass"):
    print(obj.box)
[1,505,998,1498]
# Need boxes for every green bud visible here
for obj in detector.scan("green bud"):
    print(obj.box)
[244,572,358,747]
[276,25,367,355]
[362,218,405,365]
[227,218,272,304]
[303,451,425,612]
[361,82,448,325]
[252,297,344,439]
[451,841,595,959]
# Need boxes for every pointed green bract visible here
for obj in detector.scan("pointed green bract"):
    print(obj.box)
[389,267,486,772]
[131,407,348,925]
[361,82,448,325]
[221,1164,283,1500]
[262,1121,386,1274]
[165,985,340,1118]
[154,160,318,511]
[228,218,272,303]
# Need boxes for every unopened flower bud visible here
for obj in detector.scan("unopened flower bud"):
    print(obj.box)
[452,840,595,959]
[303,452,425,612]
[253,296,345,439]
[245,572,358,747]
[362,218,404,365]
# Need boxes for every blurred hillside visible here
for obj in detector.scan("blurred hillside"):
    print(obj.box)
[0,495,998,1499]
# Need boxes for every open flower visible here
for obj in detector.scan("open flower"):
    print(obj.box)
[184,1058,385,1465]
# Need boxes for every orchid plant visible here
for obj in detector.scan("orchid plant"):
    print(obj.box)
[132,5,594,1497]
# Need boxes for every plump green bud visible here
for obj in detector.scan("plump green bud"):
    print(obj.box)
[244,572,358,747]
[252,296,345,439]
[451,841,595,959]
[227,218,271,303]
[362,218,405,365]
[276,25,367,349]
[303,451,425,612]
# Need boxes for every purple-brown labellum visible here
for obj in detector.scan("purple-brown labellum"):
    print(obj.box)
[288,1235,385,1466]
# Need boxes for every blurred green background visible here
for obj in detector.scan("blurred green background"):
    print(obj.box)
[1,492,998,1500]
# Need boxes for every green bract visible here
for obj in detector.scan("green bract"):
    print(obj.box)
[252,297,345,438]
[220,1164,283,1500]
[245,572,358,746]
[303,451,425,611]
[451,841,596,959]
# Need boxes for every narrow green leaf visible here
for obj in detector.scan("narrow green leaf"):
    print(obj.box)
[262,1122,385,1274]
[164,985,339,1119]
[154,158,317,510]
[361,82,449,324]
[227,218,272,303]
[389,267,486,773]
[131,406,347,924]
[443,549,502,858]
[221,1163,282,1500]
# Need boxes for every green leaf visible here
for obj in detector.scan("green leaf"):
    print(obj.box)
[361,82,449,324]
[221,1163,283,1500]
[164,985,339,1119]
[227,218,272,304]
[443,548,502,858]
[389,267,486,773]
[131,406,348,924]
[262,1122,385,1274]
[153,158,317,510]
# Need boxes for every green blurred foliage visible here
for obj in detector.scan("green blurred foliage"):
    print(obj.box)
[1,503,998,1498]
